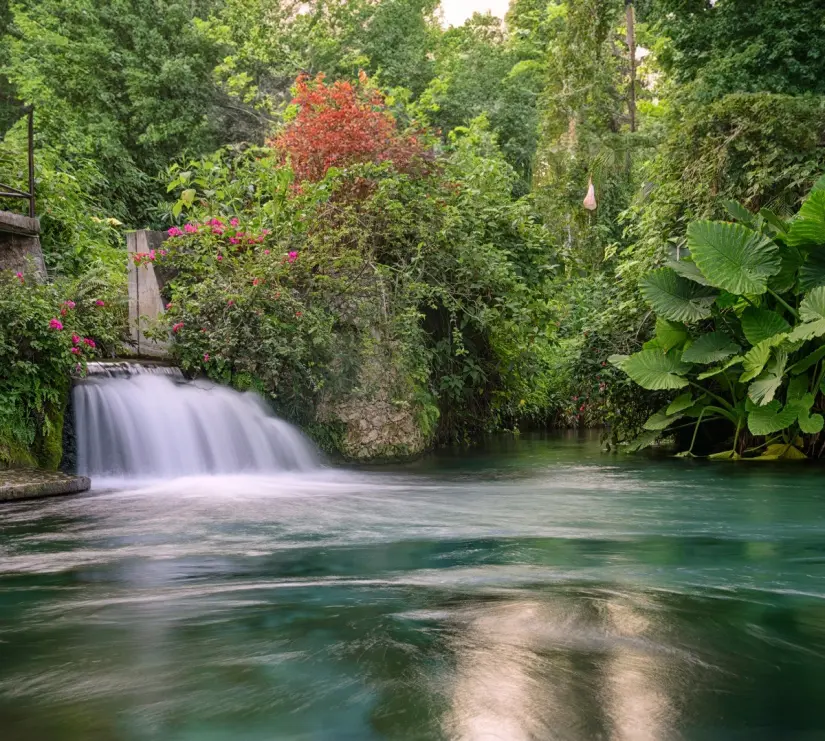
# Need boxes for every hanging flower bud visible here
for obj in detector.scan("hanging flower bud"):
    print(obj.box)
[583,177,597,211]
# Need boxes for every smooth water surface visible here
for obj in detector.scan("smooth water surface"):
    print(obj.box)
[3,433,825,740]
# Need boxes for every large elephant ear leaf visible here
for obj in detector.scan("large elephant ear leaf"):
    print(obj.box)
[747,400,799,436]
[748,350,788,406]
[639,268,717,322]
[789,287,825,341]
[652,318,690,351]
[740,308,791,345]
[799,250,825,291]
[770,245,804,293]
[740,335,786,383]
[621,348,691,390]
[787,190,825,247]
[681,332,741,364]
[666,259,713,286]
[722,199,756,227]
[687,220,780,294]
[789,394,825,435]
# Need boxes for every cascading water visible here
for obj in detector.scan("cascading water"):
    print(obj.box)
[73,363,319,478]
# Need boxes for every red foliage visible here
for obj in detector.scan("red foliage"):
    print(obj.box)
[271,73,428,183]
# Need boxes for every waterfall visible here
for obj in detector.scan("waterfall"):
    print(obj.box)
[73,364,319,478]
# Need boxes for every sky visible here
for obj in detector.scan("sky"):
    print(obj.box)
[440,0,510,26]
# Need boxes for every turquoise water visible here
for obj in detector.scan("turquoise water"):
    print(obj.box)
[2,433,825,740]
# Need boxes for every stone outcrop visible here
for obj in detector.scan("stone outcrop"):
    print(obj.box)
[318,350,433,461]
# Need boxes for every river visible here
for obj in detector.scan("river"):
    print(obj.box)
[2,432,825,740]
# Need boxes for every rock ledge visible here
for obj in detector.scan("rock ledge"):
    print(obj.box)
[0,469,91,502]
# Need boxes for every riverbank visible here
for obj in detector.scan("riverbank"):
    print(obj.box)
[0,468,90,501]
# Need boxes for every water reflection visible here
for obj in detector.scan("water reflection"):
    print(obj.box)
[444,593,684,741]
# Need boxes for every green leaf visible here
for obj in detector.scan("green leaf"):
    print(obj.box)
[800,286,825,322]
[644,409,684,431]
[639,268,717,323]
[799,408,824,435]
[697,355,744,380]
[624,430,662,453]
[181,188,196,206]
[785,392,823,433]
[788,287,825,342]
[758,208,790,236]
[722,199,755,227]
[787,190,825,247]
[666,259,713,286]
[747,400,799,436]
[747,350,787,406]
[740,308,791,345]
[681,332,741,364]
[607,354,629,370]
[739,336,786,383]
[667,393,694,415]
[769,245,804,293]
[621,348,691,391]
[687,220,780,295]
[787,373,810,400]
[654,318,689,352]
[798,250,825,291]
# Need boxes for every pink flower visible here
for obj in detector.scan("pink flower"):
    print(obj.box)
[15,271,24,283]
[229,238,239,245]
[230,218,239,227]
[165,302,173,310]
[295,311,302,318]
[264,249,270,255]
[71,334,80,345]
[167,226,183,237]
[83,338,96,348]
[60,308,67,316]
[216,255,223,262]
[49,318,63,330]
[287,251,299,263]
[206,218,224,227]
[184,223,198,234]
[71,347,80,355]
[227,300,234,307]
[95,300,105,307]
[172,322,184,333]
[203,353,210,362]
[63,300,75,309]
[252,278,259,286]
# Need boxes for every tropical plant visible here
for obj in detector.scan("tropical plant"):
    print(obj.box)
[612,177,825,459]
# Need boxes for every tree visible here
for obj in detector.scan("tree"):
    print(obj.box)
[271,73,429,184]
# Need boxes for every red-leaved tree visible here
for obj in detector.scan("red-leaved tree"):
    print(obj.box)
[271,72,429,183]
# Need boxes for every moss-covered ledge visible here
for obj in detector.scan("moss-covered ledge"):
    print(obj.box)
[0,468,90,502]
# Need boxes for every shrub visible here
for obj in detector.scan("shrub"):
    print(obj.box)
[613,177,825,459]
[0,268,126,468]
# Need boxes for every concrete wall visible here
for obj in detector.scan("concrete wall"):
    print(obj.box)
[126,230,169,358]
[0,210,46,276]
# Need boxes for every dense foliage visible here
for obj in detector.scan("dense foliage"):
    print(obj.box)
[4,0,825,466]
[152,91,555,445]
